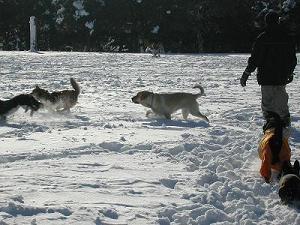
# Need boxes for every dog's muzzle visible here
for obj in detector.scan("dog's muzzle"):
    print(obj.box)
[131,96,139,104]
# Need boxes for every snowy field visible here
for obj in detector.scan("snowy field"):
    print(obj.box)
[0,51,300,225]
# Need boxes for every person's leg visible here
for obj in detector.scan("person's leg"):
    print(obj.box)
[261,85,290,127]
[274,86,290,127]
[261,86,275,120]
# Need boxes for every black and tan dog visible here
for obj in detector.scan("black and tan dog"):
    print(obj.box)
[258,112,291,183]
[132,85,209,122]
[0,94,42,120]
[279,160,300,204]
[31,78,80,112]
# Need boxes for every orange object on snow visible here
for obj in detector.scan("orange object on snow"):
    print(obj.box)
[258,129,291,182]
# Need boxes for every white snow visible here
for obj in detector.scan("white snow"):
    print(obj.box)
[73,0,89,20]
[56,6,65,25]
[0,51,299,224]
[85,20,95,35]
[85,21,95,30]
[282,0,296,12]
[151,26,160,34]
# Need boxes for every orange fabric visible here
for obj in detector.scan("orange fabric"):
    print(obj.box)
[258,130,291,182]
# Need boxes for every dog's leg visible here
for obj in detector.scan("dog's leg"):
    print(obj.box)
[190,107,209,122]
[24,106,29,113]
[164,113,171,120]
[146,110,153,117]
[61,108,71,113]
[182,109,189,120]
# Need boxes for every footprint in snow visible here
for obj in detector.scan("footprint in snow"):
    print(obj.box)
[160,178,178,189]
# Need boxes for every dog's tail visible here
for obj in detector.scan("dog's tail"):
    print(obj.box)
[70,78,80,96]
[193,85,205,98]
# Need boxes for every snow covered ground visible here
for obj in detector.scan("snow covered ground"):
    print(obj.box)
[0,51,299,225]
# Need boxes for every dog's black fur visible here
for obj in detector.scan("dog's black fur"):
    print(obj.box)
[0,94,42,120]
[263,111,285,165]
[279,160,300,204]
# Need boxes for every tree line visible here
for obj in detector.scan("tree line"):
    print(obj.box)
[0,0,299,53]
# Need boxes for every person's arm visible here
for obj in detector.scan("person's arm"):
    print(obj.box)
[240,34,265,87]
[285,37,297,84]
[246,35,265,73]
[289,42,297,75]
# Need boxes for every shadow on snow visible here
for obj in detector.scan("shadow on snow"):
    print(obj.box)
[142,118,209,129]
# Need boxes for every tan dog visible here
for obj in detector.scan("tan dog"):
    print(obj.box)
[31,78,80,112]
[132,85,209,122]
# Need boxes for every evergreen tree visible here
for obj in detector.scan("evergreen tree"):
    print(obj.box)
[0,0,298,52]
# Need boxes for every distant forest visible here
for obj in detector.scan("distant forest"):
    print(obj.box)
[0,0,299,53]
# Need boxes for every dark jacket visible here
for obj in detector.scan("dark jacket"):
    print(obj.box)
[246,25,297,85]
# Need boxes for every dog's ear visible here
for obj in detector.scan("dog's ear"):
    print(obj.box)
[35,85,40,89]
[140,92,151,100]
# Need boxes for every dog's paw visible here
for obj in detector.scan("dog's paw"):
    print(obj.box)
[146,110,153,117]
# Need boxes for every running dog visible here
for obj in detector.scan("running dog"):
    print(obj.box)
[258,112,291,183]
[279,160,300,204]
[0,94,42,120]
[131,85,209,122]
[31,78,80,112]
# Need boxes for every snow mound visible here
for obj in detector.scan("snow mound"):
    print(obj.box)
[0,51,299,224]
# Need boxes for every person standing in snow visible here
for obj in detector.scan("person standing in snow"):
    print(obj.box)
[240,11,297,127]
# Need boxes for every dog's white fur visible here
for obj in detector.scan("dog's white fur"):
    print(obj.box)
[132,85,209,122]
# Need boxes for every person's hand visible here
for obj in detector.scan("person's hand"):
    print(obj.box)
[240,71,250,87]
[286,73,294,84]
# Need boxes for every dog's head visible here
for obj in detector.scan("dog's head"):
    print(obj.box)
[263,112,285,165]
[28,95,43,111]
[31,85,49,100]
[14,94,43,116]
[263,111,284,133]
[281,160,300,177]
[131,91,153,107]
[279,160,300,204]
